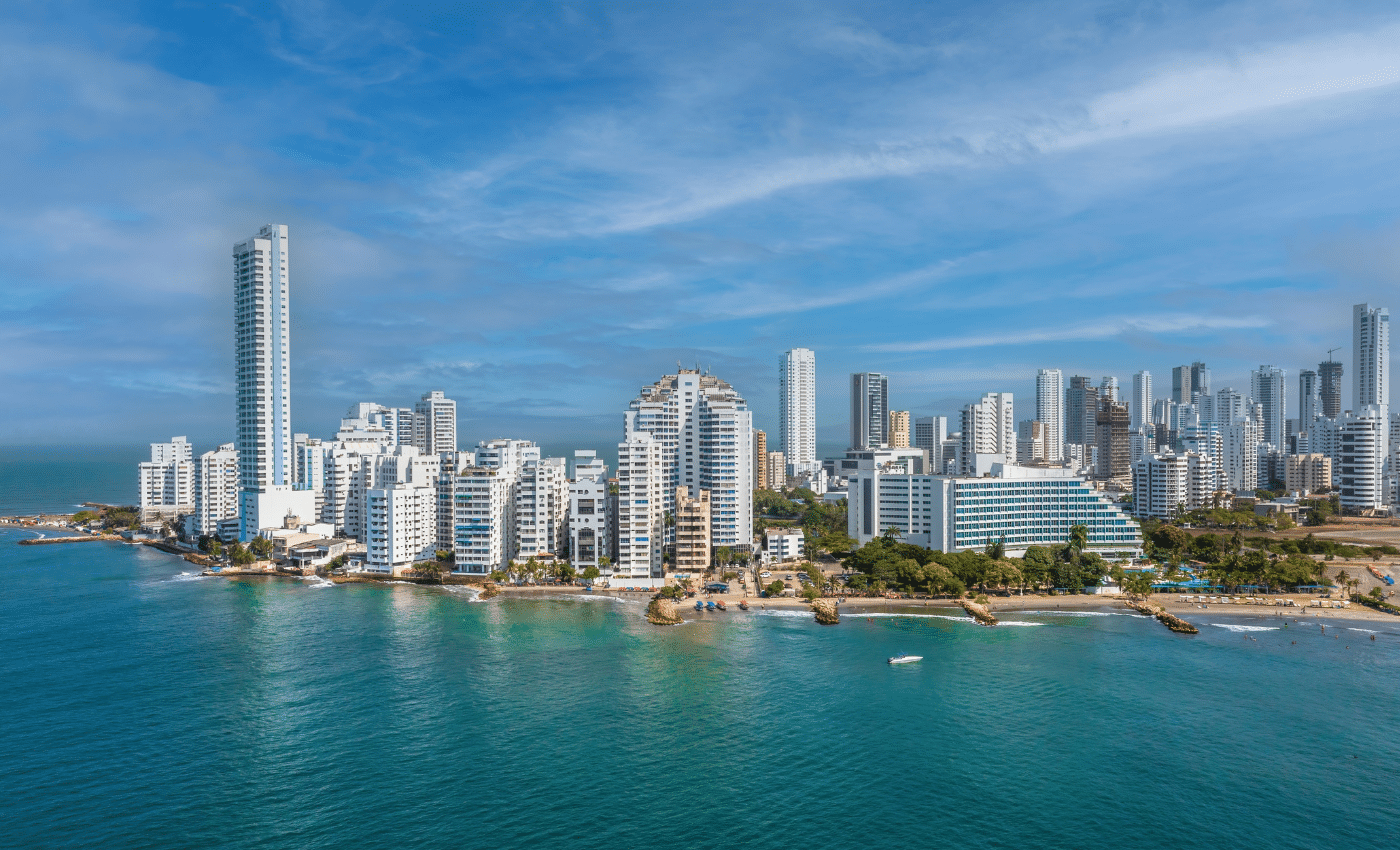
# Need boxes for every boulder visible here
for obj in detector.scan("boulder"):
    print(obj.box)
[647,597,684,625]
[479,581,500,600]
[812,598,840,625]
[958,598,998,626]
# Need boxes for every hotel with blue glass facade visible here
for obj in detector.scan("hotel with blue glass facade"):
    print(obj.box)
[848,452,1142,557]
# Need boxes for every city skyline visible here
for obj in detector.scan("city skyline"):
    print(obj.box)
[5,3,1400,449]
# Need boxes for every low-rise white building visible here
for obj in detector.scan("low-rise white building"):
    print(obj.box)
[849,454,1141,557]
[764,527,805,563]
[1132,452,1218,520]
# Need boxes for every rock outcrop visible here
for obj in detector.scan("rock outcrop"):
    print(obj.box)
[647,597,684,625]
[812,598,840,625]
[478,582,500,600]
[958,598,998,626]
[1125,600,1198,634]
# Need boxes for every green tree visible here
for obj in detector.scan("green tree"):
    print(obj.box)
[581,565,600,583]
[229,542,255,565]
[208,539,223,558]
[249,536,273,559]
[488,569,507,583]
[435,549,454,563]
[764,580,786,597]
[1123,571,1154,601]
[416,561,446,584]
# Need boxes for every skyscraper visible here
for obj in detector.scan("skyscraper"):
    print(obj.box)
[1250,365,1287,448]
[1131,371,1152,431]
[1353,303,1390,411]
[625,370,754,556]
[1171,366,1193,405]
[234,224,313,539]
[1065,376,1098,451]
[1319,359,1343,419]
[849,372,889,450]
[779,348,817,469]
[1035,369,1064,462]
[1298,369,1320,426]
[959,392,1015,473]
[1095,398,1130,480]
[413,390,457,455]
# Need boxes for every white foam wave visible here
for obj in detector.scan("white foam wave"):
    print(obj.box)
[299,576,334,588]
[166,571,211,583]
[853,612,975,623]
[998,621,1045,627]
[1347,627,1379,634]
[1012,610,1132,617]
[1209,624,1278,632]
[754,609,817,619]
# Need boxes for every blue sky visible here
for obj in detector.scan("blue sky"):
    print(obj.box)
[4,1,1400,455]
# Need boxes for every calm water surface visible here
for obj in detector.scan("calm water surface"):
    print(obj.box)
[3,528,1398,849]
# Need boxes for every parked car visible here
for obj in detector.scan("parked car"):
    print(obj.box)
[759,571,771,578]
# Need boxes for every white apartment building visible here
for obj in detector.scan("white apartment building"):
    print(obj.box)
[515,457,568,559]
[915,416,950,474]
[139,436,195,517]
[234,224,314,539]
[1131,371,1152,431]
[1181,422,1223,492]
[614,432,665,587]
[1250,366,1288,450]
[766,451,787,491]
[1132,452,1218,520]
[452,467,513,574]
[1354,303,1390,411]
[624,370,754,554]
[764,527,805,563]
[850,372,889,450]
[847,455,1141,556]
[779,348,817,470]
[344,445,440,542]
[1286,454,1332,495]
[193,442,239,537]
[1036,369,1063,463]
[365,483,438,573]
[568,451,612,576]
[414,390,457,455]
[1017,420,1047,464]
[960,392,1015,474]
[1339,406,1387,512]
[1221,419,1262,492]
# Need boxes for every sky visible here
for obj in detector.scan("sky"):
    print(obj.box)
[3,0,1400,456]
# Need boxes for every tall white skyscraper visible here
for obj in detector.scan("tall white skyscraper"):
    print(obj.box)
[1035,369,1063,463]
[233,224,313,539]
[1354,303,1390,411]
[625,370,754,555]
[414,390,457,455]
[959,392,1015,473]
[1131,371,1152,430]
[1299,369,1321,426]
[779,348,817,470]
[1250,365,1287,449]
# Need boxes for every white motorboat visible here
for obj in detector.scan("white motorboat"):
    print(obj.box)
[887,653,923,664]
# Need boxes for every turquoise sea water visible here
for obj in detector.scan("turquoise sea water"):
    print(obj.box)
[0,445,145,515]
[4,529,1400,850]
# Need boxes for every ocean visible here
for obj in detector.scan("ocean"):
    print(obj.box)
[2,527,1398,849]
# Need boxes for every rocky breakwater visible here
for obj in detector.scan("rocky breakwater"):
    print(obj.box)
[957,598,998,626]
[812,598,840,625]
[646,596,684,625]
[1125,600,1198,634]
[478,581,500,600]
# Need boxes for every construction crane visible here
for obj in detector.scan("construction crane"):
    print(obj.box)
[1327,346,1341,360]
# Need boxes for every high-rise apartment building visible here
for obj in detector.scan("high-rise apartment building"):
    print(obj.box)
[674,487,712,573]
[193,443,239,538]
[568,451,612,576]
[1286,454,1332,495]
[1131,371,1151,431]
[1095,399,1130,480]
[959,392,1015,473]
[753,429,767,489]
[1171,366,1193,405]
[1065,377,1098,452]
[1319,359,1343,419]
[779,348,817,469]
[233,224,313,539]
[515,456,568,560]
[849,372,889,450]
[139,436,195,518]
[915,416,950,474]
[766,452,787,491]
[614,433,665,584]
[889,410,911,448]
[1339,406,1386,512]
[1017,420,1047,464]
[1354,303,1390,412]
[1250,366,1287,449]
[1299,369,1321,426]
[414,390,457,455]
[1099,376,1119,403]
[1035,369,1064,463]
[625,370,754,554]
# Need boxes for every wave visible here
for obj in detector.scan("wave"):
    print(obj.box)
[299,576,334,589]
[1010,610,1135,617]
[1209,624,1279,632]
[165,571,211,583]
[998,621,1046,627]
[852,612,976,623]
[1347,627,1379,634]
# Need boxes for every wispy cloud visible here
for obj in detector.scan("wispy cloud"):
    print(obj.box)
[868,315,1273,353]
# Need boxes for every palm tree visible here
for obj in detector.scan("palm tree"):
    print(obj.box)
[1068,524,1088,561]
